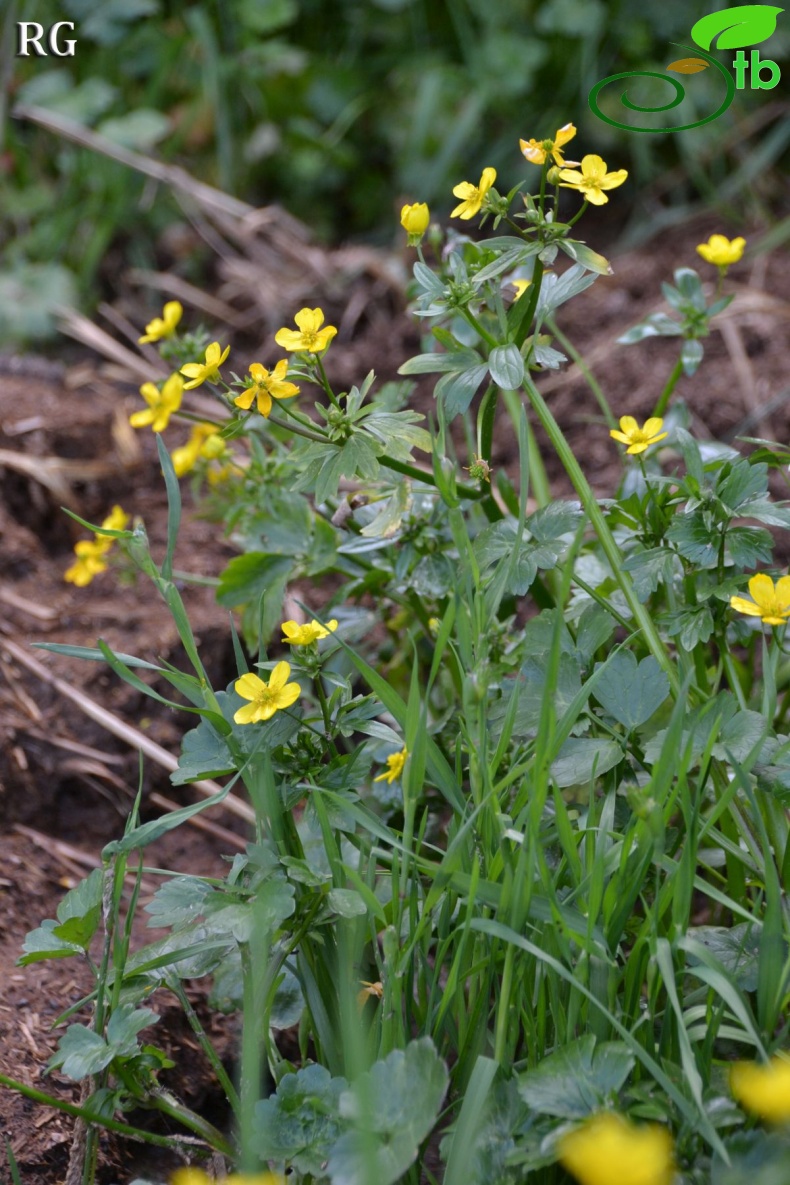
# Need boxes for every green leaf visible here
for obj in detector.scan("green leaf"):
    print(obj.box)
[97,109,171,150]
[217,552,294,610]
[665,605,715,651]
[617,314,682,344]
[327,888,368,917]
[716,459,768,512]
[53,868,103,949]
[517,1035,634,1118]
[489,653,585,741]
[711,1129,790,1185]
[593,653,670,731]
[574,603,616,664]
[144,876,214,929]
[725,526,773,567]
[666,512,720,567]
[681,338,704,376]
[691,5,783,50]
[48,1025,113,1080]
[686,924,761,993]
[622,547,682,602]
[557,239,611,275]
[535,265,596,318]
[105,1004,159,1056]
[528,500,584,542]
[18,919,85,966]
[434,364,489,420]
[551,737,622,787]
[171,720,236,784]
[331,1039,449,1185]
[488,344,524,390]
[398,348,481,376]
[254,1064,348,1176]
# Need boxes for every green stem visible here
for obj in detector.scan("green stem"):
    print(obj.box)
[461,307,498,349]
[565,199,589,229]
[315,355,341,410]
[314,671,341,758]
[478,384,497,464]
[522,374,680,695]
[168,980,241,1116]
[512,259,544,349]
[652,357,684,420]
[150,1088,234,1154]
[547,317,617,430]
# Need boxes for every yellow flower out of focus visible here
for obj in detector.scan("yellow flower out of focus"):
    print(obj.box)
[180,342,230,390]
[172,423,222,477]
[696,234,746,267]
[400,202,430,237]
[730,573,790,626]
[233,663,301,724]
[234,361,300,417]
[64,505,129,586]
[451,167,497,220]
[610,416,668,455]
[374,747,408,784]
[138,301,182,344]
[171,1171,284,1185]
[519,122,578,167]
[130,373,184,433]
[281,618,339,645]
[558,155,628,205]
[558,1112,675,1185]
[275,308,337,354]
[511,279,531,299]
[730,1054,790,1122]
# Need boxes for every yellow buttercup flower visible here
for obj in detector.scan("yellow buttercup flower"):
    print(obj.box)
[558,1112,675,1185]
[730,1054,790,1122]
[610,416,668,455]
[730,573,790,626]
[234,361,300,417]
[274,308,337,354]
[138,301,182,344]
[511,279,531,299]
[281,618,338,645]
[172,423,222,477]
[374,747,408,784]
[400,202,430,238]
[233,663,301,724]
[519,122,578,167]
[696,234,746,268]
[171,1172,284,1185]
[451,167,497,220]
[130,373,184,432]
[559,154,628,205]
[180,342,230,390]
[64,541,109,586]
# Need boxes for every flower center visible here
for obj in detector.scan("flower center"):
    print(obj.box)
[254,685,276,708]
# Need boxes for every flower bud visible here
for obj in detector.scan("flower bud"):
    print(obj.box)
[400,202,430,243]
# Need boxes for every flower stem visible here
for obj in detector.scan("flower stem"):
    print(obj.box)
[547,317,617,430]
[651,357,684,420]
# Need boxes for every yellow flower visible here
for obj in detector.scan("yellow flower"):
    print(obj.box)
[511,279,531,299]
[281,618,339,645]
[233,663,301,724]
[180,342,230,390]
[400,202,430,237]
[558,1112,675,1185]
[64,541,108,587]
[99,505,130,536]
[696,234,746,268]
[374,747,408,784]
[730,1054,790,1122]
[730,573,790,626]
[274,308,337,354]
[610,416,668,455]
[234,361,300,417]
[559,154,628,205]
[138,301,183,345]
[130,373,184,433]
[172,423,222,477]
[519,122,578,167]
[451,167,497,220]
[171,1173,284,1185]
[357,980,384,1009]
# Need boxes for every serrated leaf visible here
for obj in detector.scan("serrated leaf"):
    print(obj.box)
[18,919,84,965]
[49,1025,113,1080]
[666,512,719,567]
[726,526,773,567]
[716,459,768,511]
[622,547,681,602]
[144,876,214,929]
[255,1064,348,1175]
[686,925,761,993]
[52,868,103,950]
[666,57,709,73]
[574,603,616,664]
[105,1004,159,1056]
[488,343,524,390]
[434,364,489,420]
[712,710,767,762]
[331,1039,448,1185]
[550,737,622,787]
[216,552,293,610]
[518,1036,634,1118]
[171,720,236,784]
[691,5,783,50]
[528,500,584,543]
[665,605,715,651]
[593,653,670,731]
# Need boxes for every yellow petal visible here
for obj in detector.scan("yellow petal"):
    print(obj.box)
[274,682,301,710]
[268,661,292,692]
[642,418,664,437]
[234,701,260,724]
[581,154,606,178]
[235,673,265,701]
[610,430,633,446]
[618,415,639,435]
[748,573,776,608]
[729,596,764,617]
[775,575,790,608]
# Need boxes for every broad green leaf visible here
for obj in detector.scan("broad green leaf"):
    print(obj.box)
[52,868,103,950]
[327,888,367,917]
[434,364,489,420]
[18,919,85,965]
[528,500,583,542]
[691,5,783,49]
[489,653,585,741]
[144,876,215,929]
[711,1130,790,1185]
[665,605,715,651]
[48,1025,113,1080]
[254,1064,348,1175]
[105,1004,159,1056]
[551,737,622,787]
[97,109,170,150]
[517,1035,634,1118]
[535,265,596,318]
[622,547,682,602]
[686,924,761,993]
[488,344,524,390]
[331,1039,448,1185]
[171,720,236,784]
[725,526,773,567]
[557,239,611,275]
[574,603,616,664]
[716,459,768,512]
[593,653,670,731]
[666,512,719,567]
[217,552,293,610]
[398,348,481,376]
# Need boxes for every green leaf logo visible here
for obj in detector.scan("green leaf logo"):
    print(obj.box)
[691,4,783,50]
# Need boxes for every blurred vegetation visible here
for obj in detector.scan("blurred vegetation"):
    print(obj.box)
[1,0,788,339]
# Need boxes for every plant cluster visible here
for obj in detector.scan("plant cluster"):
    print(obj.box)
[5,122,790,1185]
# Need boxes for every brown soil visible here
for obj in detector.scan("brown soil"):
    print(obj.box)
[1,217,789,1182]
